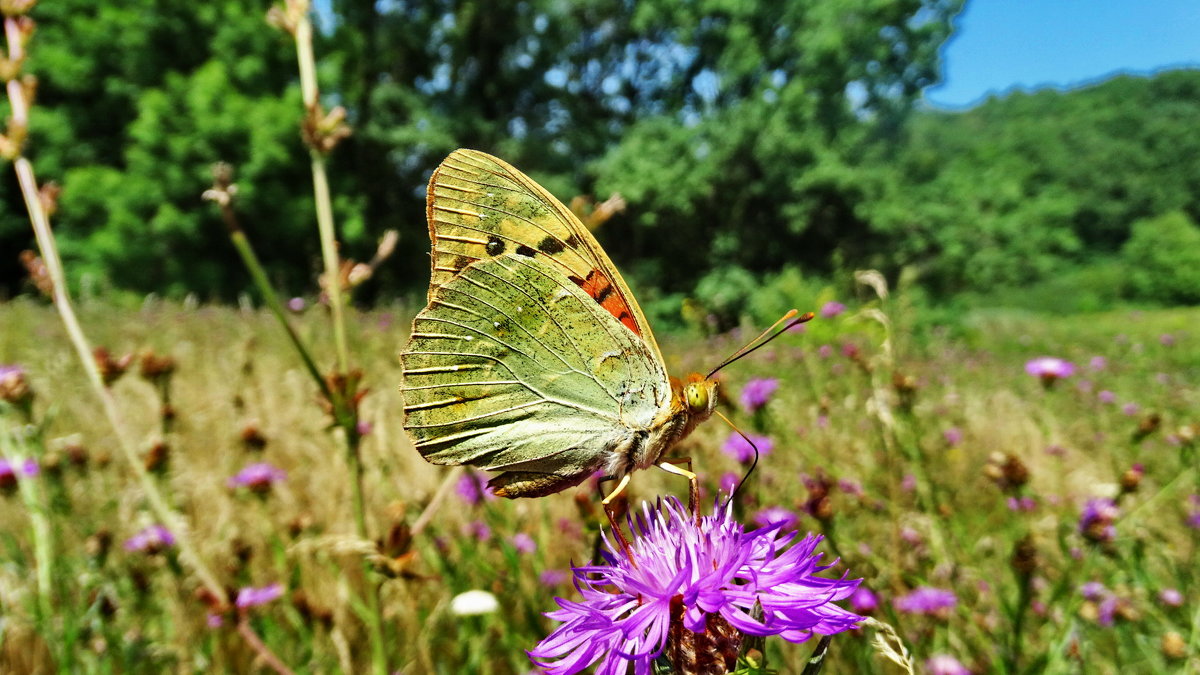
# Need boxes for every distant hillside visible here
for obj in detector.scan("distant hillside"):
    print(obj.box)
[863,70,1200,295]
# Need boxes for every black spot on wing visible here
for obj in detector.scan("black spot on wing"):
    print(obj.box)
[486,236,506,256]
[537,235,565,254]
[564,234,581,248]
[515,244,537,257]
[595,284,614,303]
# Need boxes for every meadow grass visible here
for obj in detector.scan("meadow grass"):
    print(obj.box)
[0,296,1197,673]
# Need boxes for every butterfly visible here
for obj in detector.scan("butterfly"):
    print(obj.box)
[400,149,807,506]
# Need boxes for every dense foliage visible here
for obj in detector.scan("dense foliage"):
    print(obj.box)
[3,1,1199,314]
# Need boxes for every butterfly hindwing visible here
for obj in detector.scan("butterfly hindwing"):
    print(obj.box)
[400,253,670,490]
[426,149,663,362]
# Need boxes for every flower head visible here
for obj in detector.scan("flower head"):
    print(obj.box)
[529,497,862,675]
[1079,498,1119,544]
[456,469,496,506]
[0,456,39,491]
[510,532,537,554]
[894,586,957,615]
[451,589,499,616]
[849,587,879,613]
[943,427,963,446]
[0,364,33,410]
[819,301,846,319]
[236,583,284,609]
[753,506,799,530]
[720,432,773,464]
[124,525,176,554]
[739,377,779,413]
[1025,357,1075,387]
[227,462,287,492]
[927,654,971,675]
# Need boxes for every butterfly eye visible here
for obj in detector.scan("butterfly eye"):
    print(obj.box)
[685,383,708,413]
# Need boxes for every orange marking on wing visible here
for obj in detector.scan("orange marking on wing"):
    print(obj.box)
[573,270,641,336]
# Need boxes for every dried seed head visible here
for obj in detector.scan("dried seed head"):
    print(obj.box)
[144,441,169,474]
[1010,535,1038,578]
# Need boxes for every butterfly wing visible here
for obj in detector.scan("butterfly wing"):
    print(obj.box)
[400,252,671,496]
[425,149,665,366]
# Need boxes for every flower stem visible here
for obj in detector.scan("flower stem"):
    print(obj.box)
[4,13,226,603]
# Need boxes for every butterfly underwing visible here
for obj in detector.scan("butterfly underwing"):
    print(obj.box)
[399,149,719,498]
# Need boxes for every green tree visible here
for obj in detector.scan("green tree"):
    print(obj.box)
[1123,211,1200,305]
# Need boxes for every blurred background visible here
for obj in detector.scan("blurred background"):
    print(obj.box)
[3,0,1199,321]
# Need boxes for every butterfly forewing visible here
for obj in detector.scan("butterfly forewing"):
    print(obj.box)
[426,149,663,364]
[400,253,670,481]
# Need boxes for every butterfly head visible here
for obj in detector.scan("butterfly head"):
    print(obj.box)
[679,373,719,421]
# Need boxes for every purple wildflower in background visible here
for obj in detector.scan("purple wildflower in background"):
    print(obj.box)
[356,420,373,436]
[849,587,879,613]
[236,583,284,609]
[894,586,957,615]
[1121,402,1139,416]
[1159,588,1184,607]
[1098,390,1116,404]
[0,457,38,490]
[1025,357,1075,387]
[529,497,862,674]
[718,471,740,495]
[1160,333,1175,346]
[926,654,971,675]
[1089,356,1107,371]
[124,525,176,554]
[456,469,496,506]
[539,569,569,587]
[510,533,537,554]
[739,377,779,412]
[818,344,833,359]
[464,520,491,541]
[286,297,306,312]
[820,301,846,319]
[1079,498,1119,544]
[901,474,917,492]
[943,427,963,446]
[753,506,799,530]
[721,432,773,464]
[227,462,287,492]
[1080,582,1107,601]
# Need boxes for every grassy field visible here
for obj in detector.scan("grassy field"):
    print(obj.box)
[0,295,1197,674]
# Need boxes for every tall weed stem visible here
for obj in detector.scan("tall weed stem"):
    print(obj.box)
[3,9,227,605]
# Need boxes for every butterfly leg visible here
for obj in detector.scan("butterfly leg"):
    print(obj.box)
[601,474,636,561]
[658,460,700,523]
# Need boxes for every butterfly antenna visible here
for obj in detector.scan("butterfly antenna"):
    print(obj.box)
[714,409,760,504]
[705,309,815,379]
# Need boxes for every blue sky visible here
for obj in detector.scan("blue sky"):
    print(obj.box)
[924,0,1200,109]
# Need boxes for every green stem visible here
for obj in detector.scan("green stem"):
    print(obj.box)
[1,430,53,624]
[228,230,333,402]
[309,155,350,374]
[16,155,228,604]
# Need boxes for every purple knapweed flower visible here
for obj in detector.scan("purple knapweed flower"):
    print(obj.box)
[943,427,963,447]
[721,432,773,464]
[464,520,491,542]
[1160,333,1175,346]
[236,583,284,609]
[540,569,569,587]
[356,420,373,436]
[820,301,846,319]
[718,472,740,495]
[818,344,833,359]
[529,497,862,675]
[927,654,971,675]
[1121,402,1139,416]
[510,533,537,554]
[0,457,39,491]
[227,462,287,492]
[1025,357,1075,387]
[1079,498,1119,544]
[286,297,306,312]
[1098,390,1116,404]
[123,525,176,554]
[901,474,917,492]
[456,469,496,506]
[753,506,799,530]
[739,377,779,413]
[1159,588,1184,607]
[1080,582,1107,601]
[893,586,957,615]
[1088,356,1107,371]
[849,587,878,613]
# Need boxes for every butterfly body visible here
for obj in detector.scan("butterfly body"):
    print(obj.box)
[400,149,718,498]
